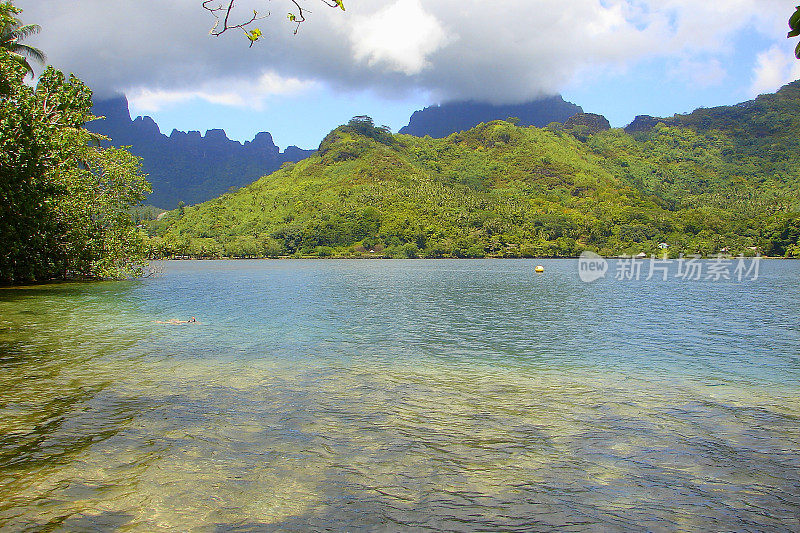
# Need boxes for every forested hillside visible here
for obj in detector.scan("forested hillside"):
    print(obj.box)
[149,84,800,259]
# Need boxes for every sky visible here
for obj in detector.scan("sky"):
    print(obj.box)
[19,0,800,150]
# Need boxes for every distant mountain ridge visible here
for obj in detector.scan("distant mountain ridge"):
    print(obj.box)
[88,97,314,209]
[624,81,800,134]
[398,96,583,138]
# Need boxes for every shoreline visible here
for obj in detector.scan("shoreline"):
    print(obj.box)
[148,254,781,261]
[1,256,784,288]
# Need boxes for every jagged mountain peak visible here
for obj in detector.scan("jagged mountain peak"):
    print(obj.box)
[87,95,314,208]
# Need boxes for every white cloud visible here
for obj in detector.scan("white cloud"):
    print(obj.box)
[256,71,315,95]
[750,44,800,96]
[128,72,317,112]
[18,0,797,105]
[349,0,448,75]
[649,0,789,51]
[586,2,627,37]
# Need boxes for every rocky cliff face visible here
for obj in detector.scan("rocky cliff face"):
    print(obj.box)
[398,96,583,138]
[88,97,314,208]
[564,113,611,135]
[624,115,665,134]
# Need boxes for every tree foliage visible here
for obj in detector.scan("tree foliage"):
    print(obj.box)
[0,7,151,284]
[0,2,44,77]
[790,6,800,58]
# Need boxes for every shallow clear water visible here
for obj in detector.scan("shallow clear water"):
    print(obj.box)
[1,259,799,531]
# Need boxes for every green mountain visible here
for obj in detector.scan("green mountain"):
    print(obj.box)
[150,84,800,259]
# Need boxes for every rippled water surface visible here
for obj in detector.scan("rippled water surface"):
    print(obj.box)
[1,259,799,531]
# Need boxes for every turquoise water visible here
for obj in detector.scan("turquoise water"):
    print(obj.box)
[1,259,798,531]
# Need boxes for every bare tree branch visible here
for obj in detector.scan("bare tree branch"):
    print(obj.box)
[202,0,345,43]
[286,0,309,35]
[202,0,269,46]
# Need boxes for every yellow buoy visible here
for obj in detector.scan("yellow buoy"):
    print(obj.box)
[535,265,545,273]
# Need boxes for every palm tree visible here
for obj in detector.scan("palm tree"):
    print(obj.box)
[0,7,45,77]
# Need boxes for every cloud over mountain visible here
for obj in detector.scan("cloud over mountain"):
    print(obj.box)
[22,0,795,107]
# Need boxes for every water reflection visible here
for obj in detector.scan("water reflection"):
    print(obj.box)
[0,262,799,531]
[0,282,154,530]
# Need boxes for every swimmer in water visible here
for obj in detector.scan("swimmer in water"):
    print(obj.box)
[155,317,197,325]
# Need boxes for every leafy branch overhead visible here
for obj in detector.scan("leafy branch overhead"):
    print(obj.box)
[202,0,344,45]
[790,6,800,58]
[1,4,152,283]
[0,2,45,77]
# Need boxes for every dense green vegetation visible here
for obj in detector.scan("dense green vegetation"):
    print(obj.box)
[150,94,800,259]
[0,4,151,283]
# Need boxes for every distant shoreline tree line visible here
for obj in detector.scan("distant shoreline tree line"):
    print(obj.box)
[143,214,797,261]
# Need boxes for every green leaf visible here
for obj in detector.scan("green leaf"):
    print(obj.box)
[790,7,800,29]
[246,28,262,43]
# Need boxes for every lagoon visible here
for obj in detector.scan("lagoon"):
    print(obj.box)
[1,259,799,531]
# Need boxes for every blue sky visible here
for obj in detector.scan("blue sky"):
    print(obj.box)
[564,22,789,125]
[22,0,800,149]
[128,87,433,150]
